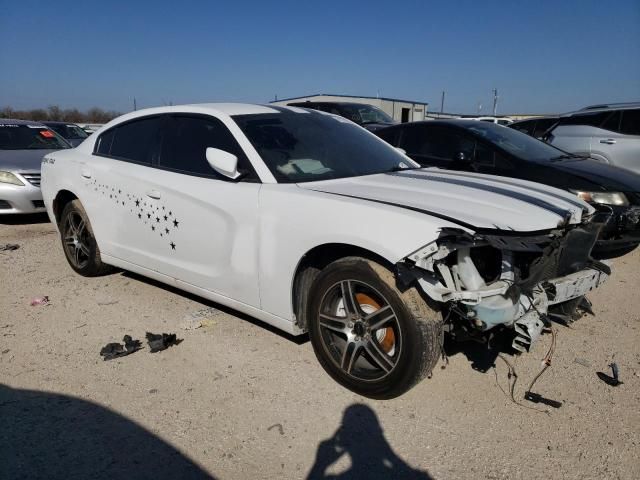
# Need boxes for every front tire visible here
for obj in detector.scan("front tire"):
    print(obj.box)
[60,199,111,276]
[307,257,443,399]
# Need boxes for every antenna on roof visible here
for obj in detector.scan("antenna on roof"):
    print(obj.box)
[133,97,137,111]
[275,94,278,101]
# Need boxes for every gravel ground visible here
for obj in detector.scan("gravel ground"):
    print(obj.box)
[1,215,639,480]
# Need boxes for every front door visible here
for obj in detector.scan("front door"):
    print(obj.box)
[144,114,262,307]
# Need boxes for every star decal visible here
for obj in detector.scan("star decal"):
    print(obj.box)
[135,200,140,207]
[173,219,179,228]
[165,227,169,234]
[147,213,151,219]
[163,215,168,221]
[152,225,156,231]
[156,217,160,223]
[170,242,176,250]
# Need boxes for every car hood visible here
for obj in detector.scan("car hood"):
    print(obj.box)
[0,149,57,172]
[549,157,640,192]
[299,168,592,232]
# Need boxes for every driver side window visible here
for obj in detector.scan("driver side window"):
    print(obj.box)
[159,115,257,181]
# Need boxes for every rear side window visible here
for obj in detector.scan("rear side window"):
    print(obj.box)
[600,111,622,133]
[159,115,255,179]
[620,109,640,135]
[559,112,610,128]
[98,116,163,165]
[401,126,474,161]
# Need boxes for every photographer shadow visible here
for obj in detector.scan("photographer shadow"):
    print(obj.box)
[307,404,433,480]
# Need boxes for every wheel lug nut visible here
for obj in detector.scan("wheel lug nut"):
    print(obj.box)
[348,322,354,328]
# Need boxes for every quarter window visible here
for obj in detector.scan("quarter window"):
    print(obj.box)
[159,115,252,179]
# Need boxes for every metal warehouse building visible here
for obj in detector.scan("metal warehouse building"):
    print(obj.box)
[271,94,429,123]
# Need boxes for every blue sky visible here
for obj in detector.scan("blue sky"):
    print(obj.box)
[1,0,638,114]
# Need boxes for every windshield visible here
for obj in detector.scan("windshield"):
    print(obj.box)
[464,122,566,161]
[337,105,395,125]
[233,111,417,183]
[48,124,89,139]
[0,124,70,150]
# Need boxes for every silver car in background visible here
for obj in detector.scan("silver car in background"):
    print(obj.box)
[545,103,640,173]
[0,119,70,214]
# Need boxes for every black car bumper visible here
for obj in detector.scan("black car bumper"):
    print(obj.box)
[592,205,640,258]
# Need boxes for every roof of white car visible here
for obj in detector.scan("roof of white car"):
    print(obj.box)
[188,103,281,115]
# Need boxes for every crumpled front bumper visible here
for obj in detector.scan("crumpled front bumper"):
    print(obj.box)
[403,216,612,352]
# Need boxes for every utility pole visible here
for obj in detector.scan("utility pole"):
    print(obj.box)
[492,88,498,116]
[133,97,137,111]
[440,91,445,118]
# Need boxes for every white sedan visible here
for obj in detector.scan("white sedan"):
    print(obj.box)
[41,104,610,398]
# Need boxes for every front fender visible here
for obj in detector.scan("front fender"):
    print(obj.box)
[257,184,468,321]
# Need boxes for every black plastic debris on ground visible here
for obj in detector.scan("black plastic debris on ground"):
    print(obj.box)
[597,362,623,386]
[100,335,143,361]
[524,391,562,408]
[0,243,19,251]
[145,332,182,353]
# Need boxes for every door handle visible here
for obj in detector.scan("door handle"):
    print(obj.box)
[81,168,91,179]
[599,139,616,145]
[146,190,161,200]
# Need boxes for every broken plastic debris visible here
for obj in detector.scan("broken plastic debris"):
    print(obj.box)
[30,296,49,306]
[597,362,623,386]
[180,307,223,330]
[0,243,19,251]
[146,332,182,353]
[100,335,143,361]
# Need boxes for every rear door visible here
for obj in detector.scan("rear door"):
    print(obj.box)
[144,113,262,306]
[82,115,164,266]
[591,109,640,172]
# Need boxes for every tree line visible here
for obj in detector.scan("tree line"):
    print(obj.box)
[0,105,122,124]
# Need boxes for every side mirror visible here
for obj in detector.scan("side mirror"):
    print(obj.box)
[395,147,407,155]
[206,147,241,179]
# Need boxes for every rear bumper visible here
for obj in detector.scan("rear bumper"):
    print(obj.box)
[0,181,45,214]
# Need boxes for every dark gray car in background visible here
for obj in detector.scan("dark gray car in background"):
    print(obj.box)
[0,119,70,214]
[42,121,89,147]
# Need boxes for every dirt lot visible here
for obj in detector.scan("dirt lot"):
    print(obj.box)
[1,215,639,480]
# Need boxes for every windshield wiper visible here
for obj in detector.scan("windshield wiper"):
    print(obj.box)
[386,165,423,173]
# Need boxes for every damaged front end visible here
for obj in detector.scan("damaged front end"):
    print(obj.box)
[397,213,612,352]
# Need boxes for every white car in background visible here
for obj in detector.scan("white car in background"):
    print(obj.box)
[41,104,610,398]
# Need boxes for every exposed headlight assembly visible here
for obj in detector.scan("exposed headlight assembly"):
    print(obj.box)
[572,190,629,206]
[0,171,24,186]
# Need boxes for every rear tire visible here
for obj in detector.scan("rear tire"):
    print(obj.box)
[307,257,443,399]
[59,200,111,276]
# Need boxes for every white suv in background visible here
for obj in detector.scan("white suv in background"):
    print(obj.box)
[545,103,640,173]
